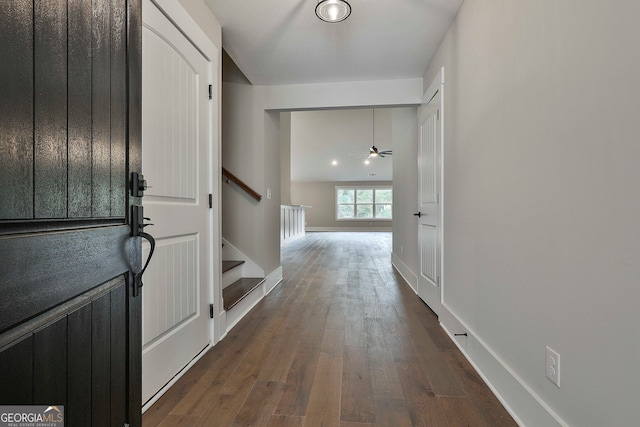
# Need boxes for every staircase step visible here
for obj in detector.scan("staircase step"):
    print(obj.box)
[222,260,245,273]
[223,278,264,311]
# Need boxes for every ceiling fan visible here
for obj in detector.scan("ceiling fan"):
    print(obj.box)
[368,145,392,158]
[368,109,392,158]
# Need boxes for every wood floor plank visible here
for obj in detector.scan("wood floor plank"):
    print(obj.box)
[157,415,200,426]
[418,311,458,351]
[364,317,388,354]
[438,396,489,427]
[344,299,366,348]
[142,347,226,423]
[195,393,247,427]
[441,350,518,426]
[395,359,450,426]
[275,342,321,417]
[143,232,515,427]
[368,349,405,400]
[166,381,222,419]
[373,398,414,427]
[233,381,285,426]
[341,346,375,424]
[400,312,466,397]
[340,423,374,427]
[258,305,309,382]
[320,315,345,357]
[304,352,343,427]
[267,415,305,427]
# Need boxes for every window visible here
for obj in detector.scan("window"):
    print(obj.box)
[336,187,392,220]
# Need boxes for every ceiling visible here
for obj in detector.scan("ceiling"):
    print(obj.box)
[290,108,394,182]
[205,0,464,85]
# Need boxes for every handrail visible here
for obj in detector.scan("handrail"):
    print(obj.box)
[222,167,263,201]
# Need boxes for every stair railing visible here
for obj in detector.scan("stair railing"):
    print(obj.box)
[222,167,263,201]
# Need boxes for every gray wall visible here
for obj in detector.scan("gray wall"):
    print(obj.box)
[291,181,392,230]
[412,0,640,425]
[390,108,419,282]
[280,112,292,205]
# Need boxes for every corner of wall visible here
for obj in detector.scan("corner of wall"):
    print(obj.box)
[391,252,418,293]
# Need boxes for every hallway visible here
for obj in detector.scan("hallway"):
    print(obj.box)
[143,232,516,426]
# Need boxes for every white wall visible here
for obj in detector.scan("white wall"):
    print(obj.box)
[417,1,640,425]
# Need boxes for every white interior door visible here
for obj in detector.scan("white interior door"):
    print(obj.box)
[417,89,442,315]
[141,0,212,404]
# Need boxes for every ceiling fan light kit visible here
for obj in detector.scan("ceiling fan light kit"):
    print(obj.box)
[315,0,352,23]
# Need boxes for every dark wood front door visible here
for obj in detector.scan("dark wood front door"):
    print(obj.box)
[0,0,143,425]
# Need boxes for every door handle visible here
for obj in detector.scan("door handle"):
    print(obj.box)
[134,230,155,294]
[131,204,155,297]
[413,212,422,218]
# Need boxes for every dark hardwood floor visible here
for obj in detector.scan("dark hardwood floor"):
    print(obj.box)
[143,232,517,426]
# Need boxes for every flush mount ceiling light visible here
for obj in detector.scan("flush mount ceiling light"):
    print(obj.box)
[315,0,351,23]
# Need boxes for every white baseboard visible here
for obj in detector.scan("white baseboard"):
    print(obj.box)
[306,227,392,232]
[265,266,283,294]
[439,304,568,427]
[142,342,212,413]
[215,310,227,343]
[391,252,418,293]
[224,266,283,333]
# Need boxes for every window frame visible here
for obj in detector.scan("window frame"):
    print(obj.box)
[335,186,393,221]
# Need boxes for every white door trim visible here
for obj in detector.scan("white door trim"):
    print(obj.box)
[152,0,218,60]
[421,67,444,311]
[150,0,222,344]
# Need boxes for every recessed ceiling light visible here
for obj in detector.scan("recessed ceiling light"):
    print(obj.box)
[364,160,370,165]
[332,160,338,166]
[315,0,351,23]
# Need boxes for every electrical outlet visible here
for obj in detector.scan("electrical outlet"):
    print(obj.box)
[546,346,561,387]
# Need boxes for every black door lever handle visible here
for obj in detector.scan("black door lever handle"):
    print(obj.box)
[413,212,422,218]
[131,204,155,297]
[134,231,155,294]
